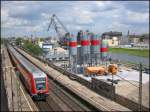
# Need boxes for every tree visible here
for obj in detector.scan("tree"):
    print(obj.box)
[15,38,22,46]
[139,35,144,42]
[0,38,4,44]
[22,41,43,56]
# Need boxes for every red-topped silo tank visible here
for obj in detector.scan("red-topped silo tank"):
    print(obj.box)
[101,39,108,59]
[69,34,77,56]
[81,33,90,56]
[91,34,100,54]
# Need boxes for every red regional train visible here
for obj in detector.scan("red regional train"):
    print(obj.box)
[8,45,49,100]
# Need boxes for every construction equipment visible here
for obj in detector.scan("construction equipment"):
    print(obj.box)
[85,66,106,76]
[108,64,118,75]
[84,64,118,76]
[47,14,69,49]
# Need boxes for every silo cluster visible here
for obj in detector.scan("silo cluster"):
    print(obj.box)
[68,31,109,73]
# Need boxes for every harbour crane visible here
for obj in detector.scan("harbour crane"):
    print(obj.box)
[47,14,69,49]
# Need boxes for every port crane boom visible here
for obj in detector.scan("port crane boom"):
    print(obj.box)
[47,14,69,48]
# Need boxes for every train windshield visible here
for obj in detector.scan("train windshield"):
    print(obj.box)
[35,78,46,90]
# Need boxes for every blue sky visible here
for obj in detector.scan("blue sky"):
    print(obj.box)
[1,1,149,38]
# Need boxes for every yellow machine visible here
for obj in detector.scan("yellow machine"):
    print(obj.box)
[108,64,118,75]
[84,64,118,76]
[85,66,106,76]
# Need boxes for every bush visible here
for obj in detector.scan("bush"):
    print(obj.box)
[15,38,22,46]
[22,42,43,56]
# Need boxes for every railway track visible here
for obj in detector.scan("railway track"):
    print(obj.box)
[35,101,53,111]
[8,45,97,111]
[49,78,92,111]
[35,77,95,111]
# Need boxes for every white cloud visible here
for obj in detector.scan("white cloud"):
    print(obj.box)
[107,21,130,31]
[72,7,94,25]
[1,1,149,37]
[41,13,50,19]
[126,11,149,23]
[95,1,112,7]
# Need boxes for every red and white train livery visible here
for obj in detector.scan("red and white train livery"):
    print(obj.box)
[8,45,49,100]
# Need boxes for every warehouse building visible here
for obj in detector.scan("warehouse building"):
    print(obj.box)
[102,31,122,47]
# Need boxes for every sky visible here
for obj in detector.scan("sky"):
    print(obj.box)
[1,1,149,38]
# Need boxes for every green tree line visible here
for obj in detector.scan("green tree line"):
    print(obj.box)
[15,38,43,56]
[22,41,43,56]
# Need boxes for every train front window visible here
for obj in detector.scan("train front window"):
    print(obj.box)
[35,78,46,90]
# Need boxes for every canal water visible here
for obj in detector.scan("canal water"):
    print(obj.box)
[108,52,149,66]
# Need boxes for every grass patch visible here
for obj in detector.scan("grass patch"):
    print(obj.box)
[109,48,149,58]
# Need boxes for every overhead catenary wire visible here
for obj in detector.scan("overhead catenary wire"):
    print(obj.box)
[115,74,139,88]
[108,61,142,88]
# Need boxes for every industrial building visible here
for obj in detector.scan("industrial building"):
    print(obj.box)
[45,47,69,61]
[42,43,54,55]
[128,34,149,48]
[102,31,122,47]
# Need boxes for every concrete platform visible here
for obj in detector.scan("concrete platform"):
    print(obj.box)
[1,45,38,111]
[76,74,92,82]
[16,46,131,111]
[114,67,149,109]
[115,80,149,109]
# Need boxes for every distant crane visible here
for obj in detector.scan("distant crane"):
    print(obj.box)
[47,14,69,49]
